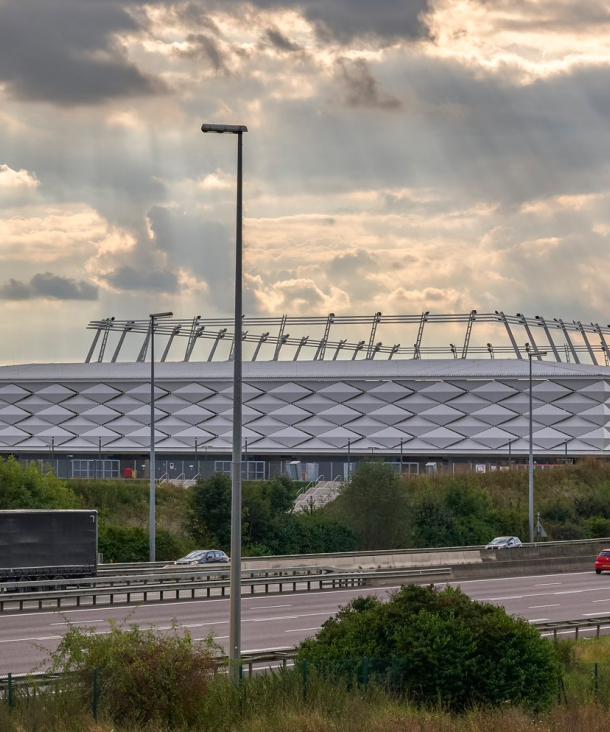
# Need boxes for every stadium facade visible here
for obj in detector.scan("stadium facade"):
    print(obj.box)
[1,312,610,481]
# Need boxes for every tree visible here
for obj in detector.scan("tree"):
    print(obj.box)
[411,494,458,548]
[327,460,408,550]
[0,456,80,510]
[297,584,558,712]
[188,472,232,549]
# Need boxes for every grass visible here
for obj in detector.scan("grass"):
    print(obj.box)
[3,676,610,732]
[68,478,191,537]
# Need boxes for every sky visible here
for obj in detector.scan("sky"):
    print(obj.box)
[1,0,610,364]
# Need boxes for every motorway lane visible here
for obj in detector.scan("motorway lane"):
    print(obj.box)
[2,571,610,675]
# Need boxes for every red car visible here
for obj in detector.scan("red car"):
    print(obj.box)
[595,549,610,574]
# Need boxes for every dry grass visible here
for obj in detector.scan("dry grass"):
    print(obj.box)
[4,701,610,732]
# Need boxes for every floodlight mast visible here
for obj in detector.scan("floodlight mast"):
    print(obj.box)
[201,122,247,683]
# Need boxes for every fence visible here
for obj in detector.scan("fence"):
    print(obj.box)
[2,657,610,723]
[0,567,450,613]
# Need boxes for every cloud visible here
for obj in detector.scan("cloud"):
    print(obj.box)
[147,205,234,306]
[179,33,228,72]
[336,58,402,110]
[264,27,302,52]
[0,165,40,189]
[242,0,432,44]
[102,265,179,293]
[0,273,98,301]
[0,0,167,106]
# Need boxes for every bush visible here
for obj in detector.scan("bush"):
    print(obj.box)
[327,461,408,550]
[45,620,218,726]
[0,456,80,509]
[98,524,189,562]
[297,584,558,712]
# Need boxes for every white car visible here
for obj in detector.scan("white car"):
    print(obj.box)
[485,536,522,550]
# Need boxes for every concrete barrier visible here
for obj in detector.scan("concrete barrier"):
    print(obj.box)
[241,539,610,580]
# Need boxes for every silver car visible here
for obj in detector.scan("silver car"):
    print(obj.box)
[485,536,522,550]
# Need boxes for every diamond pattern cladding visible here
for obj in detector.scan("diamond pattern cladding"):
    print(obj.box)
[0,376,610,453]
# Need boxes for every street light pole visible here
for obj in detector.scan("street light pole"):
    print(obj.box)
[527,345,547,543]
[149,311,173,562]
[202,122,247,680]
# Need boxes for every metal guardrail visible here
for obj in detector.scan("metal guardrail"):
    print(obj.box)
[533,617,610,641]
[0,567,450,613]
[0,565,337,593]
[95,536,610,578]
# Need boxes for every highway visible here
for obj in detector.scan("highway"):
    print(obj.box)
[1,570,610,675]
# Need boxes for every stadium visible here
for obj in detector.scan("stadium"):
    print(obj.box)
[1,311,609,482]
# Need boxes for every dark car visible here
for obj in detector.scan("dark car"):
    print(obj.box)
[174,550,207,566]
[595,549,610,574]
[485,536,523,550]
[195,550,229,565]
[173,550,229,566]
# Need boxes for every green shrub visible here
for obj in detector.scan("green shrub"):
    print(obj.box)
[98,524,189,562]
[0,456,80,509]
[44,620,218,726]
[297,584,558,712]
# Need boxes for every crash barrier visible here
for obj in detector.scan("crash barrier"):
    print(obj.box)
[98,537,610,577]
[535,617,610,641]
[0,567,450,613]
[0,565,338,593]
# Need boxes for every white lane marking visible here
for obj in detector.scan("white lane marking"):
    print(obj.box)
[534,583,562,587]
[440,571,592,586]
[50,620,104,626]
[592,598,610,603]
[0,586,402,620]
[483,587,610,602]
[529,604,560,609]
[248,605,292,610]
[250,612,330,623]
[528,618,549,623]
[582,612,610,617]
[285,628,319,633]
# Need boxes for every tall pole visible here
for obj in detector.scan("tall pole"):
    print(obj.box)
[201,122,247,680]
[149,316,156,562]
[400,439,403,475]
[149,311,172,563]
[347,438,351,481]
[195,438,199,479]
[528,353,534,544]
[229,128,244,676]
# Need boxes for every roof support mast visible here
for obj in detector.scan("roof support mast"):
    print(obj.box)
[576,321,597,365]
[461,310,476,358]
[496,311,522,359]
[517,314,542,361]
[161,325,181,362]
[535,316,561,362]
[111,321,134,363]
[556,318,580,364]
[365,312,382,360]
[413,311,429,359]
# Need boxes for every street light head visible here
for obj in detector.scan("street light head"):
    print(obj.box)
[529,350,548,358]
[201,123,248,134]
[150,311,173,319]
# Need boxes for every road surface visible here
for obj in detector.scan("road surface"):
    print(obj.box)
[1,570,609,675]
